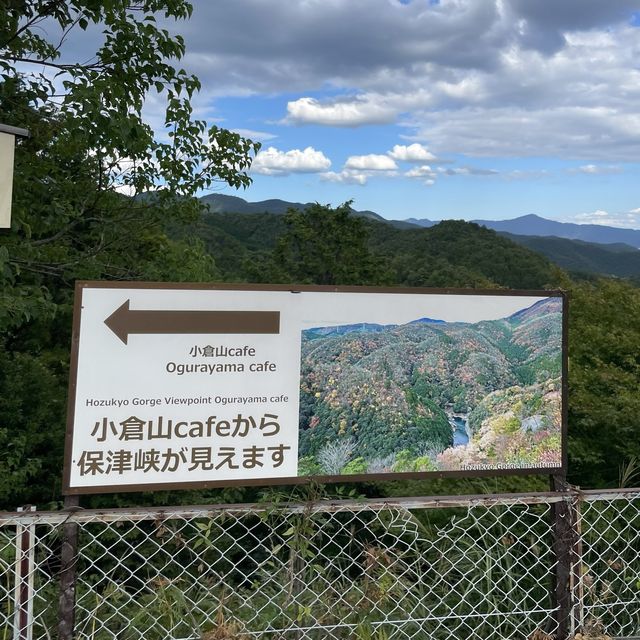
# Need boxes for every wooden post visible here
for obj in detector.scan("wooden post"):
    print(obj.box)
[551,475,580,640]
[14,505,35,640]
[58,495,80,640]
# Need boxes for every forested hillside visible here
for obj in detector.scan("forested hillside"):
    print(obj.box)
[501,232,640,281]
[196,208,557,289]
[199,195,640,281]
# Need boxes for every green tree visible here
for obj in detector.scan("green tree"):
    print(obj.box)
[1,0,260,330]
[1,0,258,196]
[273,202,391,285]
[568,278,640,487]
[0,1,260,507]
[367,219,558,289]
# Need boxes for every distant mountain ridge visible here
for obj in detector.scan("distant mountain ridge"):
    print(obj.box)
[507,297,562,323]
[198,194,640,278]
[304,322,395,337]
[200,193,417,229]
[304,316,448,338]
[201,193,308,216]
[303,298,560,339]
[408,213,640,248]
[475,214,640,247]
[203,195,640,248]
[408,317,447,325]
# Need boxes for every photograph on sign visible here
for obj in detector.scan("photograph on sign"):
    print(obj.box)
[297,295,563,477]
[63,284,565,494]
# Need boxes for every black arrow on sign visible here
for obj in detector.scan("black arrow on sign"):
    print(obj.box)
[104,299,280,344]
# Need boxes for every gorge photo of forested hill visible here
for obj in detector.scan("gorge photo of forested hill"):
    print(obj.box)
[297,296,562,477]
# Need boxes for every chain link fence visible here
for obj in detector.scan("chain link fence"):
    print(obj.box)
[1,489,639,640]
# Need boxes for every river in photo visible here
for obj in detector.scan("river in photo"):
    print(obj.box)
[451,415,469,447]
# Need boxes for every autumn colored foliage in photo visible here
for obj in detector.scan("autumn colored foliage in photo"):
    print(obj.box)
[298,297,563,476]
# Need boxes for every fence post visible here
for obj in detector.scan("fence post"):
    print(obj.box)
[13,505,36,640]
[58,495,80,640]
[551,475,581,640]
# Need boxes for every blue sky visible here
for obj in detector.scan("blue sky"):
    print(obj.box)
[58,0,640,227]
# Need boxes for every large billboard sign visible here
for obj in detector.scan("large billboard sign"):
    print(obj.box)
[63,283,567,494]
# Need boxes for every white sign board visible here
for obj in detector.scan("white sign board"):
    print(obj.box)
[0,132,15,229]
[64,282,566,494]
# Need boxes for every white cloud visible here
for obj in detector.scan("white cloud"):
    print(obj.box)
[571,164,623,175]
[274,22,640,159]
[436,166,499,176]
[251,146,331,176]
[344,154,398,171]
[322,153,401,184]
[578,165,601,174]
[286,97,396,126]
[178,0,512,95]
[504,169,550,180]
[573,209,640,228]
[54,1,640,163]
[231,128,277,142]
[404,165,437,186]
[389,143,437,162]
[321,171,368,185]
[406,104,640,161]
[578,209,610,219]
[434,75,488,103]
[406,165,437,179]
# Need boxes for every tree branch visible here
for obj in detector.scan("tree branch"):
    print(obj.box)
[5,57,104,72]
[0,0,71,50]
